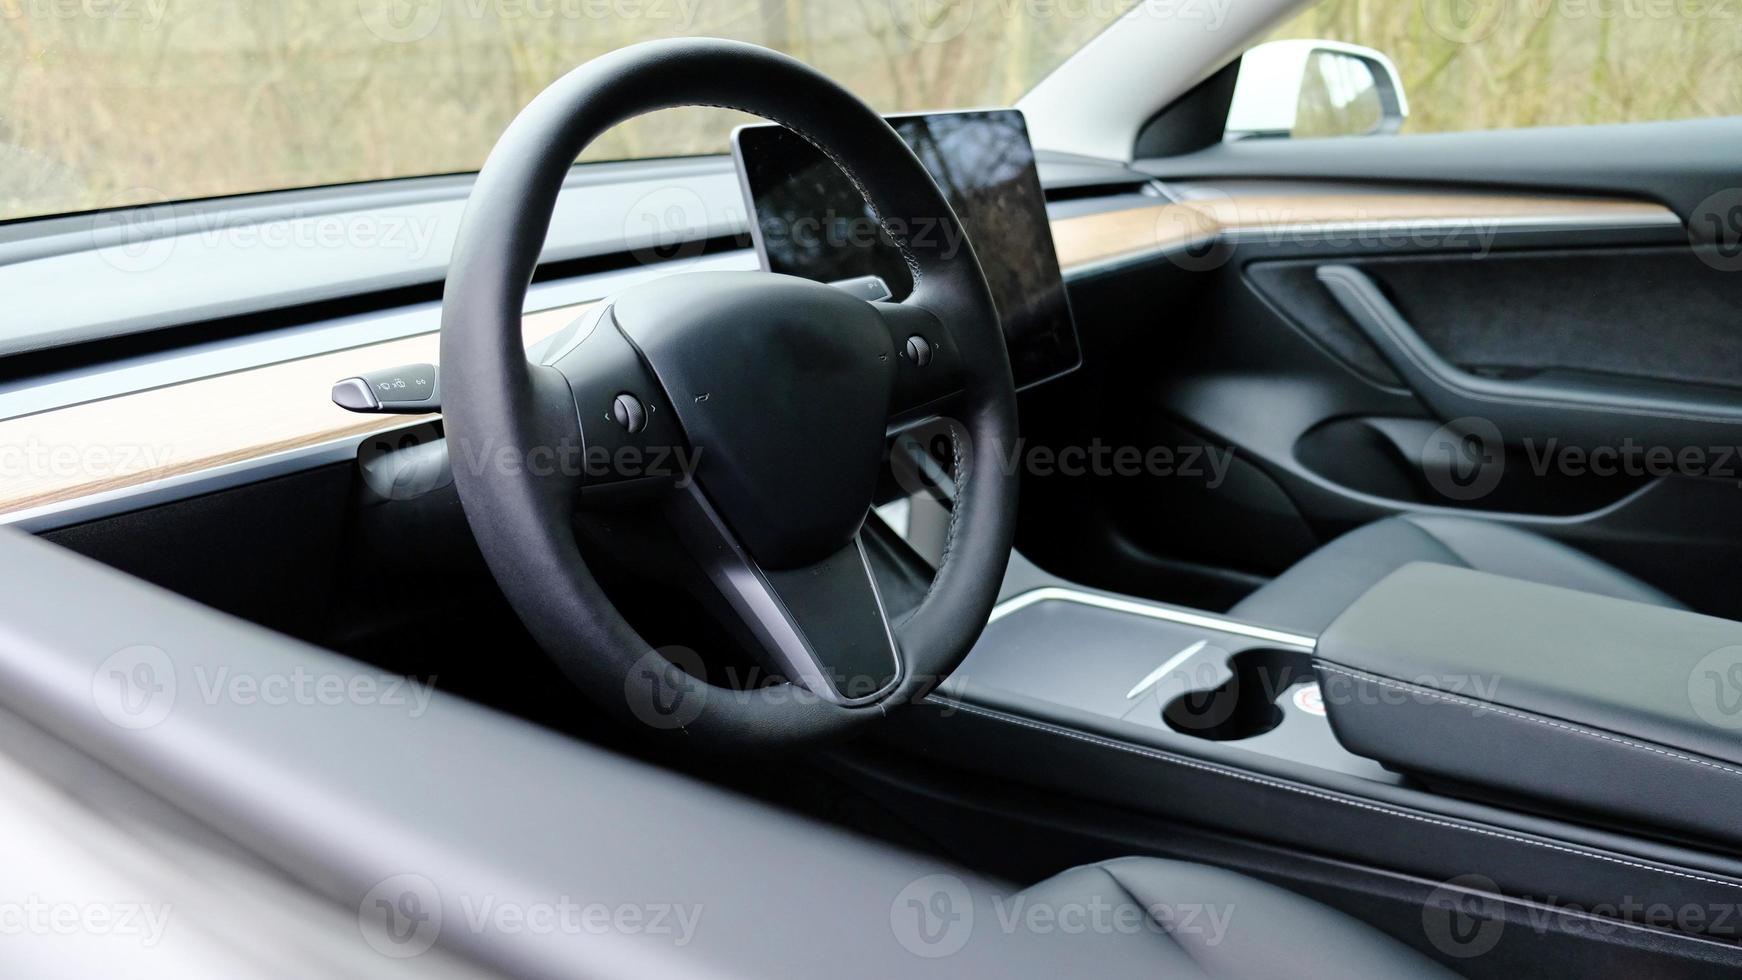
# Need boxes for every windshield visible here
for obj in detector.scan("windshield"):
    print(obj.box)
[0,1,1138,223]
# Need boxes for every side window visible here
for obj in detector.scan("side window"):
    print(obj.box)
[1230,0,1742,139]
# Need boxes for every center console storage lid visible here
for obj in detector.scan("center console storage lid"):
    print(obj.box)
[1315,562,1742,847]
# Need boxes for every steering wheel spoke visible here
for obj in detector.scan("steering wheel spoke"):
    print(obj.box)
[875,299,967,423]
[539,301,692,502]
[668,485,900,704]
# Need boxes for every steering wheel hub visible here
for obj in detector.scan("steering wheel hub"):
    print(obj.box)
[612,271,897,569]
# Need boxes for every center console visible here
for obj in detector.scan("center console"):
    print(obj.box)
[942,582,1390,780]
[893,549,1742,960]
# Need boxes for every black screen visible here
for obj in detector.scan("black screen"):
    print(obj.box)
[732,110,1080,388]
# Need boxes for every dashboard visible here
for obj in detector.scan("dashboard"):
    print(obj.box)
[0,149,1676,532]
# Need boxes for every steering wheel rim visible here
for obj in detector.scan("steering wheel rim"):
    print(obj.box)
[440,38,1018,747]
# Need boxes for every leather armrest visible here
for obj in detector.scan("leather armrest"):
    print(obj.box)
[1315,562,1742,847]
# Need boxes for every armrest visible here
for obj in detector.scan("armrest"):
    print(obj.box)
[1315,562,1742,847]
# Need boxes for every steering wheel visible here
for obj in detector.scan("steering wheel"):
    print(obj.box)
[440,39,1018,747]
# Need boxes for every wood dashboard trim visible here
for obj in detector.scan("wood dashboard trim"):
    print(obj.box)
[0,303,589,516]
[1051,193,1676,270]
[0,193,1677,520]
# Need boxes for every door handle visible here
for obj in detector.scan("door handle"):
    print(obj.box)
[1317,264,1742,451]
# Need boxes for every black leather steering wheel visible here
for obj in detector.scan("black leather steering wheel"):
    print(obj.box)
[440,38,1018,747]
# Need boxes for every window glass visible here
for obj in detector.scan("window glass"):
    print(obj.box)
[1265,0,1742,134]
[0,1,1137,222]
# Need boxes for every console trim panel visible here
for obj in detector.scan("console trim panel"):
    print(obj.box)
[989,586,1317,650]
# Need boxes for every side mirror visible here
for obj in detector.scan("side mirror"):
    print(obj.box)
[1224,39,1409,140]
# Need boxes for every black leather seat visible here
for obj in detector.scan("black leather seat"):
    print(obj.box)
[1231,514,1681,634]
[1015,856,1455,977]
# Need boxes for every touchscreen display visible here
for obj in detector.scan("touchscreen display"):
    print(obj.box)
[732,110,1080,388]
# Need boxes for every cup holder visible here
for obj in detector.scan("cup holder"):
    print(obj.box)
[1162,647,1317,741]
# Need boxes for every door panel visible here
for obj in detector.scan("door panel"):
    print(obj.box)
[1247,245,1742,394]
[1024,124,1742,620]
[1317,261,1742,452]
[1139,117,1742,219]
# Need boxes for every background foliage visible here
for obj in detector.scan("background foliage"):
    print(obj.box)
[0,0,1130,220]
[4,1,1739,221]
